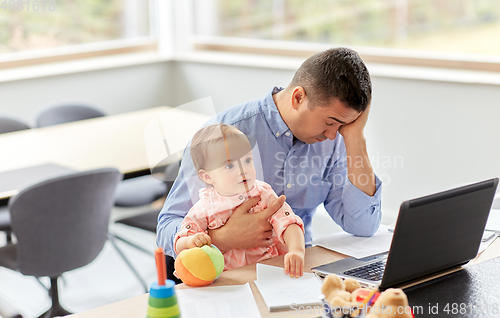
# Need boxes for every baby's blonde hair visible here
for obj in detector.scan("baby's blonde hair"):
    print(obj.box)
[190,123,242,171]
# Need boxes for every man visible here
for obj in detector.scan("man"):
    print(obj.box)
[157,47,381,258]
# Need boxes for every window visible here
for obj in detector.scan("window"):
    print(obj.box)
[3,0,500,71]
[192,0,500,70]
[0,0,156,67]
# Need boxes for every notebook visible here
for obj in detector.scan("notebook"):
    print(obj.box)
[312,178,499,290]
[254,264,323,312]
[176,283,261,318]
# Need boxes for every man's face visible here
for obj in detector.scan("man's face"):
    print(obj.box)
[290,94,361,144]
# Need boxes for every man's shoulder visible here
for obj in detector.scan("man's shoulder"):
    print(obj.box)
[215,95,264,126]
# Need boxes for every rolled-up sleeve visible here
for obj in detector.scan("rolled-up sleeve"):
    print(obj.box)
[269,201,305,244]
[173,203,209,254]
[258,183,305,244]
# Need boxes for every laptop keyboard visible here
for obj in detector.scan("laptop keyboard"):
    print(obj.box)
[343,260,386,281]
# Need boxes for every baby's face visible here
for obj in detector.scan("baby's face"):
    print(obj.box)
[201,137,256,197]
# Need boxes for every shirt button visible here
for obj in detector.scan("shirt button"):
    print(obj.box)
[285,132,290,136]
[287,184,292,189]
[275,132,280,137]
[239,195,244,200]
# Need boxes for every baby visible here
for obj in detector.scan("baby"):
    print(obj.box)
[174,124,305,277]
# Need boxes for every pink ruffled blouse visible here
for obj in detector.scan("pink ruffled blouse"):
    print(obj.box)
[174,180,304,270]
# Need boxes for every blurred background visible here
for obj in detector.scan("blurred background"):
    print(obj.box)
[3,0,500,55]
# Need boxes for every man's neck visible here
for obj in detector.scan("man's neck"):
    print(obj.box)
[273,89,289,126]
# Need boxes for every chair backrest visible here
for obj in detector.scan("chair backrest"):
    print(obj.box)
[9,168,122,278]
[0,116,30,134]
[164,160,181,193]
[36,104,106,128]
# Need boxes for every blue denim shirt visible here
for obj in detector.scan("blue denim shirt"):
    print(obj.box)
[157,87,382,257]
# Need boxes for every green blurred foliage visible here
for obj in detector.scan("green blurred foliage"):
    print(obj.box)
[2,0,500,55]
[214,0,500,53]
[0,0,149,53]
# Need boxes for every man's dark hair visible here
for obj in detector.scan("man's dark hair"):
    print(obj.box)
[289,47,371,112]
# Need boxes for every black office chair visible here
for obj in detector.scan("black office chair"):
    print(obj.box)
[35,104,105,128]
[114,175,167,208]
[0,116,31,244]
[0,116,30,134]
[0,168,122,318]
[34,104,170,291]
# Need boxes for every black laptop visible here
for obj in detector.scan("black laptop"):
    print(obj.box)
[312,178,499,290]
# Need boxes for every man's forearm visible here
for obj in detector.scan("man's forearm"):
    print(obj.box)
[343,135,376,196]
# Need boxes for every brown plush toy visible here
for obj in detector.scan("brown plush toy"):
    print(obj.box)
[321,274,352,307]
[365,288,413,318]
[321,274,413,318]
[344,278,362,293]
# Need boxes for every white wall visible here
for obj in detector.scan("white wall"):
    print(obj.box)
[170,61,295,112]
[170,60,500,223]
[367,77,500,218]
[0,61,172,126]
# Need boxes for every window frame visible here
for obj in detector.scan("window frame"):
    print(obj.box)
[0,38,158,70]
[192,35,500,73]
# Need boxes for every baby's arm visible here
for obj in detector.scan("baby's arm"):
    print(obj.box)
[174,201,211,254]
[175,232,212,253]
[283,224,305,277]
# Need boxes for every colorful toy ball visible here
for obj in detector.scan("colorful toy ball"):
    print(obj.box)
[174,244,224,287]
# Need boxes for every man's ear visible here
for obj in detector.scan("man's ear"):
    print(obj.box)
[198,169,214,185]
[291,86,306,110]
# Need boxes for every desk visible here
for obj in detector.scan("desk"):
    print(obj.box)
[65,239,500,318]
[0,106,209,200]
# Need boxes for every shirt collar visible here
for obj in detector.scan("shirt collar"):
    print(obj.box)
[261,87,292,140]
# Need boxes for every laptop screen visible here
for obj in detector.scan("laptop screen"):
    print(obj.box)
[380,178,498,289]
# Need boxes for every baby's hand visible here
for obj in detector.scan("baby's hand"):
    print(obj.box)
[188,233,212,248]
[284,249,304,278]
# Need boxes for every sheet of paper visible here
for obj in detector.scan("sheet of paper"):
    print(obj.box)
[254,264,323,312]
[176,283,261,318]
[478,231,498,254]
[311,224,393,259]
